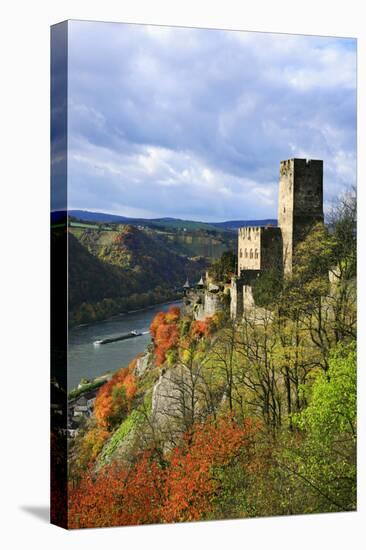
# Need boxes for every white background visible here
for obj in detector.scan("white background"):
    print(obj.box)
[1,0,365,548]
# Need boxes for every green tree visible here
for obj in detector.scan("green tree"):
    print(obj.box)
[209,250,237,282]
[281,341,356,512]
[252,267,283,308]
[328,187,356,281]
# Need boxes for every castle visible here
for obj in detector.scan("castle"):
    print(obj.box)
[231,157,324,318]
[184,158,324,321]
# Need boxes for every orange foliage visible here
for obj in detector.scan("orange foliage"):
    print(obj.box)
[123,372,137,401]
[165,306,181,323]
[68,415,255,528]
[161,416,253,522]
[75,427,110,473]
[68,458,164,528]
[155,323,179,365]
[94,360,137,430]
[150,306,181,366]
[150,311,166,339]
[191,317,214,339]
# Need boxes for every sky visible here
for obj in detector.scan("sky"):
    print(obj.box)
[66,20,356,222]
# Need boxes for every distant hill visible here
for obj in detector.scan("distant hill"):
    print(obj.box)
[212,219,277,230]
[69,210,224,232]
[68,233,123,311]
[69,210,137,224]
[68,210,277,231]
[68,226,208,324]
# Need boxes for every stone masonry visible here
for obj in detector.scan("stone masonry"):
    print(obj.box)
[278,158,323,276]
[231,158,324,319]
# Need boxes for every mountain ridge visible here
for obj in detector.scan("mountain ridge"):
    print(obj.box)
[67,209,277,230]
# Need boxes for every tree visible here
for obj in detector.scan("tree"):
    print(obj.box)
[280,341,356,512]
[252,267,283,308]
[94,361,137,430]
[150,307,181,366]
[236,309,283,432]
[328,187,356,281]
[209,250,237,282]
[68,415,256,527]
[208,322,238,413]
[161,416,254,522]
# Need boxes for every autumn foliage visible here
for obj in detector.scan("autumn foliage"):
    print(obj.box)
[190,317,214,339]
[149,307,218,366]
[73,426,110,476]
[68,415,255,528]
[161,416,254,522]
[94,360,137,430]
[150,306,181,365]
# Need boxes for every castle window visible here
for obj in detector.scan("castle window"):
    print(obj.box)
[245,248,248,258]
[255,249,258,259]
[239,249,243,258]
[250,249,253,259]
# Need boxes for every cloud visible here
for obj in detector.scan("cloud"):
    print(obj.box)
[66,21,356,221]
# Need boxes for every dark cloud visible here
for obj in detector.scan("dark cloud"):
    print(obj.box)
[67,21,356,220]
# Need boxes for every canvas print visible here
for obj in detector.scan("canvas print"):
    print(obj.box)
[51,20,357,529]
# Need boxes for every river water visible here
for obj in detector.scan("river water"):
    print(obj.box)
[68,301,182,391]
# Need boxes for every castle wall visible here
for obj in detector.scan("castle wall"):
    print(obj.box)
[238,226,282,276]
[243,284,255,310]
[230,277,243,319]
[184,288,224,321]
[238,227,261,273]
[203,291,224,317]
[259,227,283,271]
[230,158,324,320]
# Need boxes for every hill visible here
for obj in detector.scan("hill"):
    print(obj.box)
[69,210,222,232]
[68,209,277,232]
[212,218,277,230]
[68,226,208,324]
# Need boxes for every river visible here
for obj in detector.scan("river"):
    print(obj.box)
[68,300,182,391]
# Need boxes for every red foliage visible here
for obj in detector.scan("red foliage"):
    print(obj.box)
[150,311,166,339]
[161,416,253,522]
[150,306,181,366]
[123,371,137,404]
[191,317,214,339]
[154,323,180,365]
[68,457,165,528]
[165,306,181,323]
[68,415,255,528]
[76,427,110,472]
[94,360,137,429]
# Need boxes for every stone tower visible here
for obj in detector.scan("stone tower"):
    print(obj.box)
[278,158,323,275]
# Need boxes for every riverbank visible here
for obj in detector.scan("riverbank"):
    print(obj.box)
[72,296,184,330]
[68,299,182,391]
[69,290,183,328]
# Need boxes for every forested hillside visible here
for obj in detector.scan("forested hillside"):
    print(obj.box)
[67,192,356,527]
[68,225,208,324]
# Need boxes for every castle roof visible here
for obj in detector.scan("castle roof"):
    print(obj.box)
[183,278,190,288]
